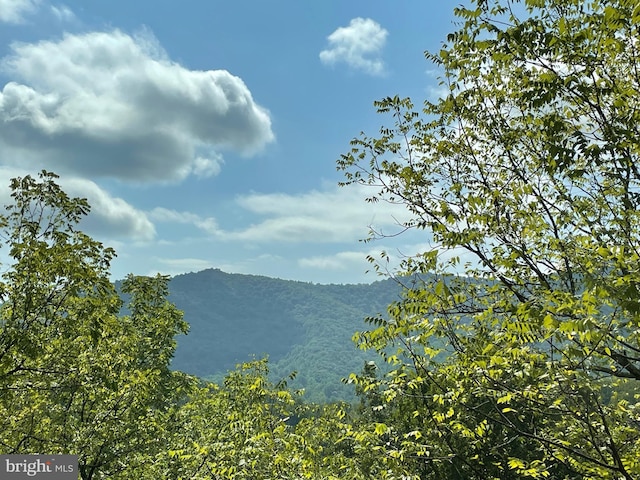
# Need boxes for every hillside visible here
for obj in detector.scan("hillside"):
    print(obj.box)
[166,268,404,402]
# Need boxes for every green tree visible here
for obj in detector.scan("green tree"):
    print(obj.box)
[0,171,190,479]
[157,360,303,479]
[153,359,368,479]
[339,0,640,478]
[150,360,350,480]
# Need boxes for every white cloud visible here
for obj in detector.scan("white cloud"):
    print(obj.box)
[0,29,274,182]
[299,251,366,271]
[190,154,223,178]
[223,184,412,243]
[146,183,412,245]
[50,4,75,22]
[150,207,219,235]
[298,245,409,275]
[319,18,388,76]
[0,0,38,23]
[62,177,156,241]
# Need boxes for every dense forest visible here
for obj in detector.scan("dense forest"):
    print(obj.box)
[166,268,404,402]
[2,1,640,479]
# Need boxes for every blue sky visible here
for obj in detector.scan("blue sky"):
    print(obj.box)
[0,0,462,284]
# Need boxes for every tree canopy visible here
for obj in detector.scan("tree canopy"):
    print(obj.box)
[339,0,640,478]
[0,172,191,478]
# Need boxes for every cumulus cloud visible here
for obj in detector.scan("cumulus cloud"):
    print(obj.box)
[0,0,39,23]
[0,30,274,182]
[62,177,156,241]
[319,18,388,76]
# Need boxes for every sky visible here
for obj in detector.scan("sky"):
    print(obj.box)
[0,0,463,284]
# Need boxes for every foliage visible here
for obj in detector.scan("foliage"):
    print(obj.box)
[0,171,190,479]
[338,0,640,478]
[147,358,374,479]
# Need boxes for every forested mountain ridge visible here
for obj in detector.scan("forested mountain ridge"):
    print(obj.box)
[166,268,405,402]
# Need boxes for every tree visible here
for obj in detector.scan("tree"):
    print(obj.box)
[338,0,640,478]
[153,359,369,479]
[0,171,190,479]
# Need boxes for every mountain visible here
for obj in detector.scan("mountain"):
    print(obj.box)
[165,268,404,403]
